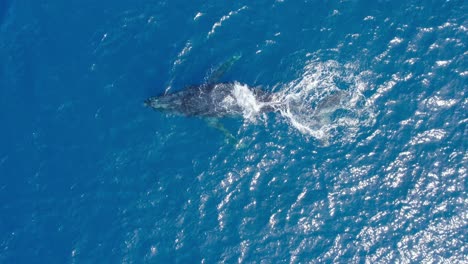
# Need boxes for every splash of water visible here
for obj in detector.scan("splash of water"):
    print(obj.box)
[232,83,264,121]
[275,60,376,144]
[234,60,376,145]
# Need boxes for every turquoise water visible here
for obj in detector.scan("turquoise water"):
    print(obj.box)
[0,0,466,263]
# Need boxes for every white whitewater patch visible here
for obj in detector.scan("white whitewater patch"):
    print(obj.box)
[207,6,247,38]
[219,61,376,145]
[272,60,376,144]
[231,82,264,121]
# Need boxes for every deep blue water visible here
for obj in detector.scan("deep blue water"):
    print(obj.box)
[1,0,467,263]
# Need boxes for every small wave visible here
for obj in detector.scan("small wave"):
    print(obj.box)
[207,6,247,38]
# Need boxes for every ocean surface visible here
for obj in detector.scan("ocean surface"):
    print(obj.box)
[0,0,467,263]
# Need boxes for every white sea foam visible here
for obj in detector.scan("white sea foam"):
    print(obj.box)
[232,82,263,121]
[271,60,376,144]
[224,61,375,145]
[207,59,376,145]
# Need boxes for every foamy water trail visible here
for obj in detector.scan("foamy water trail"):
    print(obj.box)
[234,60,376,145]
[274,60,376,144]
[276,60,376,144]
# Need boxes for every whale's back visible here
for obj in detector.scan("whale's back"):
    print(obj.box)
[147,82,275,118]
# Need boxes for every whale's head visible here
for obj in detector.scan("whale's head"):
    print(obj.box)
[144,94,183,114]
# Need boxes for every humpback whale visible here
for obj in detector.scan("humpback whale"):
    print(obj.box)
[144,55,353,143]
[144,82,277,118]
[145,54,278,119]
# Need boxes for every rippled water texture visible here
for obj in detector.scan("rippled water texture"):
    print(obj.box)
[0,0,466,263]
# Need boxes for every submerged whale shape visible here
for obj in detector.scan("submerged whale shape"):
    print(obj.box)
[145,82,277,118]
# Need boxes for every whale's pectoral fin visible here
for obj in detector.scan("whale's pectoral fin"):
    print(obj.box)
[204,118,237,145]
[207,53,242,84]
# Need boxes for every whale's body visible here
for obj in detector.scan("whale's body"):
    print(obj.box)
[145,82,276,118]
